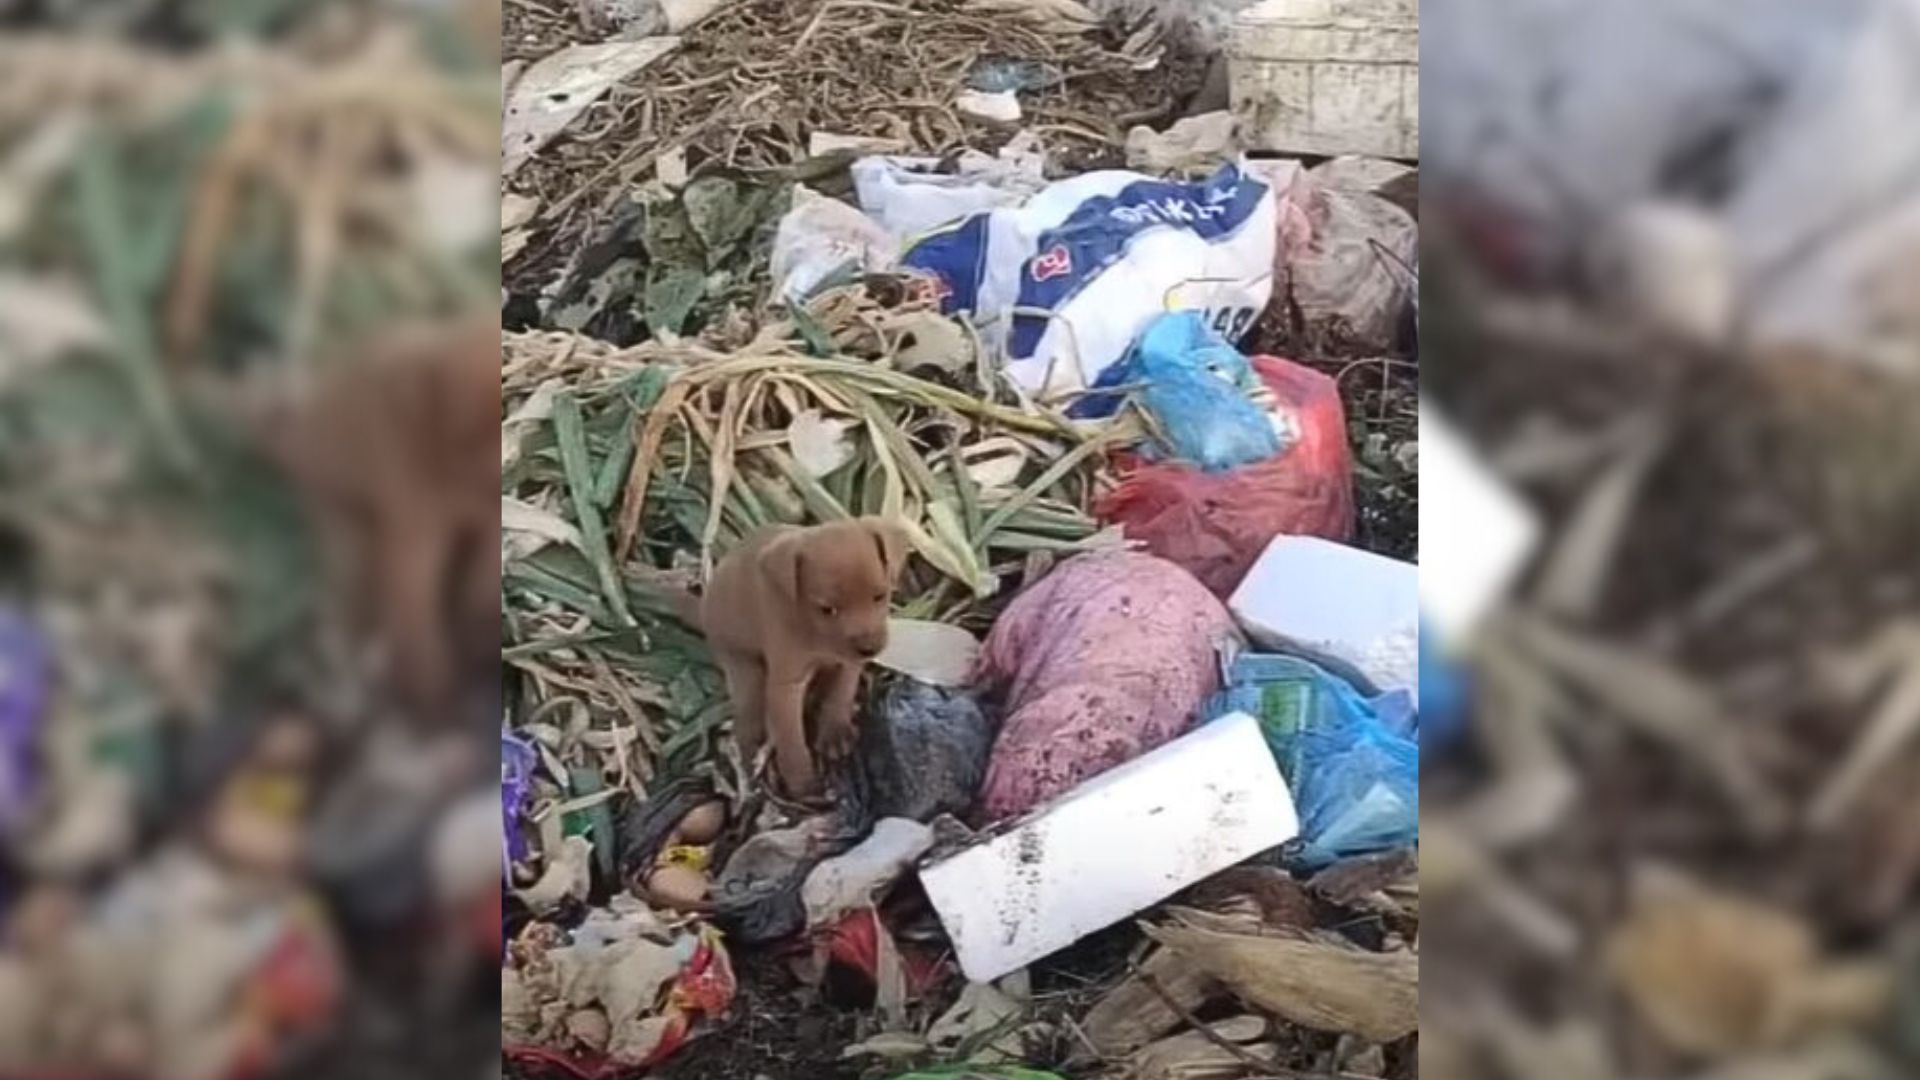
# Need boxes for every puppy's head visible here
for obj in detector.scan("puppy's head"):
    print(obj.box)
[762,517,908,660]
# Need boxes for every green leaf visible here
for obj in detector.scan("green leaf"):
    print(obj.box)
[789,303,835,357]
[565,767,618,879]
[553,392,633,625]
[75,132,196,473]
[644,268,706,337]
[682,177,752,265]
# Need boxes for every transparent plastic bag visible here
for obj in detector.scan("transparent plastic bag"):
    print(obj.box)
[1206,653,1417,868]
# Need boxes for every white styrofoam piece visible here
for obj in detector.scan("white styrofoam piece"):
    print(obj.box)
[1417,406,1539,645]
[1229,0,1419,160]
[919,713,1298,984]
[1228,535,1417,700]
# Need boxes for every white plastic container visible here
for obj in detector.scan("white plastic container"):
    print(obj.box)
[1228,535,1418,701]
[919,713,1298,984]
[1229,0,1419,160]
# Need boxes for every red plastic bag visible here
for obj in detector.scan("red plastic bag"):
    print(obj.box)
[814,908,951,1001]
[1097,355,1353,599]
[975,551,1235,823]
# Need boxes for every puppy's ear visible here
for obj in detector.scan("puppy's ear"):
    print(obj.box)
[759,531,806,602]
[862,517,910,583]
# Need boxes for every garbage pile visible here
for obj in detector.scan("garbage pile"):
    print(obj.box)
[1421,1,1920,1077]
[0,6,501,1080]
[501,0,1419,1077]
[1427,0,1920,369]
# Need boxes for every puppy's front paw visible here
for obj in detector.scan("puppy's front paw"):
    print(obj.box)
[777,757,821,802]
[816,719,858,763]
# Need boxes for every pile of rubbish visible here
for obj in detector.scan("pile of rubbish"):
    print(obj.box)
[1420,1,1920,1077]
[0,6,502,1080]
[1427,0,1920,369]
[503,0,1419,1077]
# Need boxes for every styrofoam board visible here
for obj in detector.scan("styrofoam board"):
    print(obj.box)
[1228,535,1418,699]
[1417,405,1539,644]
[919,713,1298,984]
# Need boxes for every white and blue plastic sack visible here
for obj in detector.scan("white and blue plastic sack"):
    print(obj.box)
[855,159,1277,401]
[1206,652,1418,869]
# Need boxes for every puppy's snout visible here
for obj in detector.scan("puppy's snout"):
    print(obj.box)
[852,633,885,659]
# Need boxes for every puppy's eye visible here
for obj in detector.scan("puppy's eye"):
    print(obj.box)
[819,604,837,617]
[871,592,885,604]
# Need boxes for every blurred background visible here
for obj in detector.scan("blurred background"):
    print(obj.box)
[1421,0,1920,1077]
[0,2,500,1078]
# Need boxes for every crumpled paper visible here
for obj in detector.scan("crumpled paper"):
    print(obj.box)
[504,897,736,1076]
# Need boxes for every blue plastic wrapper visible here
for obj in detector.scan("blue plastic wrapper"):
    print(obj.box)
[502,730,539,878]
[1069,312,1283,472]
[1419,620,1471,757]
[1206,652,1418,868]
[0,608,51,834]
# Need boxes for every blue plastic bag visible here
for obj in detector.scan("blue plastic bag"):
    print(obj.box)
[1070,312,1283,472]
[1418,618,1470,757]
[1206,652,1418,868]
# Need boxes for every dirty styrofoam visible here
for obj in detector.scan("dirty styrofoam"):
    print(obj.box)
[1418,406,1539,644]
[1228,534,1417,701]
[1229,0,1419,160]
[919,712,1298,984]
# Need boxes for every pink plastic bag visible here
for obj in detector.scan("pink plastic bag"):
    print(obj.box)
[975,551,1235,823]
[1097,355,1354,599]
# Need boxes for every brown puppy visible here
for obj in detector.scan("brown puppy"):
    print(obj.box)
[698,518,907,798]
[266,315,500,725]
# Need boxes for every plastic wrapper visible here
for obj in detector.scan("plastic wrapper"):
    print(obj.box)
[1071,311,1281,472]
[975,551,1236,823]
[1097,355,1354,597]
[708,769,871,945]
[502,731,538,877]
[1205,653,1417,868]
[861,678,997,823]
[0,609,50,834]
[615,775,717,891]
[815,907,951,1007]
[768,185,898,301]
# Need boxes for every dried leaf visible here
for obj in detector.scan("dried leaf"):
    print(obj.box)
[788,408,855,479]
[503,496,584,560]
[1605,868,1892,1059]
[0,273,109,390]
[1147,921,1417,1042]
[1126,1021,1274,1080]
[1533,415,1664,619]
[1078,948,1221,1061]
[502,192,541,232]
